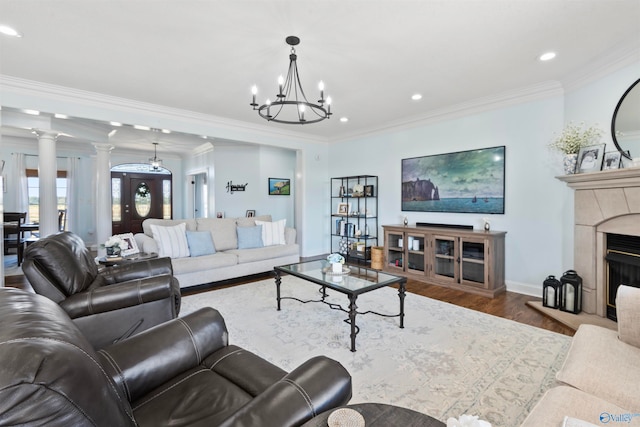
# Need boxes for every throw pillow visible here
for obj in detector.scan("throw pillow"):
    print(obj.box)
[255,219,286,246]
[150,223,190,258]
[186,231,216,257]
[616,285,640,347]
[237,225,264,249]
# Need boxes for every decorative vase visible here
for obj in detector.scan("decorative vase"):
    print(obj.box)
[106,246,121,257]
[332,262,342,273]
[563,153,578,174]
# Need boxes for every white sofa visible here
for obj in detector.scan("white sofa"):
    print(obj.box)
[522,285,640,426]
[134,215,300,288]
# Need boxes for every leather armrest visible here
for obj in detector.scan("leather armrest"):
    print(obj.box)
[101,257,173,284]
[219,356,352,427]
[98,308,228,402]
[60,276,173,318]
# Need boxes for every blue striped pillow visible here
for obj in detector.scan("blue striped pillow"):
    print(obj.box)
[150,223,190,258]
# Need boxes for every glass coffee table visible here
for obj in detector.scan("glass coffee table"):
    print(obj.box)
[274,260,407,352]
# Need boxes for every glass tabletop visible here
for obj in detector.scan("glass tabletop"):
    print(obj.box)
[275,259,404,295]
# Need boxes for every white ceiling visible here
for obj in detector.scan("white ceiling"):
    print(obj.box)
[1,0,639,153]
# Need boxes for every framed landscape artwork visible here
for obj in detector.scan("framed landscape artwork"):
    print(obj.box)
[268,178,291,195]
[401,146,506,214]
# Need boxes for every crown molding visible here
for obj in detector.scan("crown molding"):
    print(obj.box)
[332,81,565,144]
[0,75,328,145]
[561,41,640,93]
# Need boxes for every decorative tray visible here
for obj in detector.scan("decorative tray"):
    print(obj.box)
[322,266,351,276]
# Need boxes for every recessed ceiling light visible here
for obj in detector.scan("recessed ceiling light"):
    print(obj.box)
[340,117,349,123]
[133,124,151,131]
[22,109,40,116]
[54,113,69,119]
[411,94,422,101]
[0,25,22,38]
[109,121,123,127]
[161,129,171,134]
[539,52,556,61]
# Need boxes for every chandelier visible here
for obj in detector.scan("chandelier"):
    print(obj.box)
[250,36,332,125]
[149,142,162,171]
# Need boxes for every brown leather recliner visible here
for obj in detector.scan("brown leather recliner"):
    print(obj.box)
[22,231,181,349]
[0,288,353,426]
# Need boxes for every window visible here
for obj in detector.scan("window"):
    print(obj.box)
[26,169,68,226]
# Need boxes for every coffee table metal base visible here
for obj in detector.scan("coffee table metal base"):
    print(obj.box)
[274,270,406,352]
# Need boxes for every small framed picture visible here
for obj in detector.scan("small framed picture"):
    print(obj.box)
[602,151,622,170]
[114,233,139,257]
[246,210,256,217]
[577,144,606,173]
[216,211,225,218]
[364,185,374,197]
[337,202,351,216]
[268,177,291,195]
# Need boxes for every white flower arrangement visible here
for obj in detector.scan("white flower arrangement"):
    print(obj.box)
[549,122,603,155]
[104,235,123,248]
[446,414,492,427]
[327,253,345,264]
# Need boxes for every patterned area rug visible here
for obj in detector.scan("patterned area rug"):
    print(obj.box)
[181,276,571,426]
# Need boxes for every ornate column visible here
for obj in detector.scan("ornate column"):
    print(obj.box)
[34,130,59,237]
[94,143,114,255]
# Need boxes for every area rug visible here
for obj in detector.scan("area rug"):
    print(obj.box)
[181,276,571,426]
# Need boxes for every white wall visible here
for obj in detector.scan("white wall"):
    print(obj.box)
[328,96,567,295]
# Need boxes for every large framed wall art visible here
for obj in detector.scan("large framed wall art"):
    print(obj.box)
[401,146,505,214]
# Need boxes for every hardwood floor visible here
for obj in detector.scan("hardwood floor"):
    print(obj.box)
[4,272,575,337]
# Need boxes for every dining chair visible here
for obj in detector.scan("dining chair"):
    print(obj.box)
[3,212,27,265]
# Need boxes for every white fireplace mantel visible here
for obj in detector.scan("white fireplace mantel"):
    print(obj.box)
[557,167,640,317]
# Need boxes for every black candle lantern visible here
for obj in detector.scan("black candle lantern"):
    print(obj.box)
[542,275,561,309]
[560,269,582,314]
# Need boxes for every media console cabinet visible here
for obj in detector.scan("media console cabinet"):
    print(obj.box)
[382,224,506,297]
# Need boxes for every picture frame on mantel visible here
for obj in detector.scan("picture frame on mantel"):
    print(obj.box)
[602,151,622,170]
[576,144,606,173]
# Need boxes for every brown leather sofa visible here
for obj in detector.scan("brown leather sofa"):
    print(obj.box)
[22,231,181,349]
[0,288,353,426]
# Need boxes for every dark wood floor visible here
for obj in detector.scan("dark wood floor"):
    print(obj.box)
[4,272,575,337]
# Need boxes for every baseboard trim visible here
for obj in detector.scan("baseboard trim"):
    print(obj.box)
[506,280,541,297]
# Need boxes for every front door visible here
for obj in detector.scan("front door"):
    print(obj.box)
[111,171,172,234]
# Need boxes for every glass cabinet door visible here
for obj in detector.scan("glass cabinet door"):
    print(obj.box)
[433,236,456,282]
[406,233,426,274]
[385,231,405,271]
[460,239,486,286]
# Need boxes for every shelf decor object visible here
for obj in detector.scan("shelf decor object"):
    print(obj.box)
[401,146,505,214]
[559,270,582,314]
[250,36,332,125]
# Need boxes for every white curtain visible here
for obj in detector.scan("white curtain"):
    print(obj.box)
[11,153,28,220]
[65,157,79,232]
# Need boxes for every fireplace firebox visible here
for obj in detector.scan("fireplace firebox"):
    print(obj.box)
[605,233,640,321]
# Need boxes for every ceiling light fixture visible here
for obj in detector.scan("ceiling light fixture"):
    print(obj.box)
[539,52,556,61]
[250,36,332,125]
[149,142,163,171]
[411,94,423,100]
[0,25,22,38]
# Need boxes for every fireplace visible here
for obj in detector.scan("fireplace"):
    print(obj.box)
[605,233,640,320]
[558,168,640,317]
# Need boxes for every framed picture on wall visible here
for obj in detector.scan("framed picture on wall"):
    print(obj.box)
[401,146,505,214]
[246,210,256,217]
[268,178,291,195]
[577,144,606,173]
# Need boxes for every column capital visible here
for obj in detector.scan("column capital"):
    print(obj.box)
[32,129,59,141]
[93,143,115,153]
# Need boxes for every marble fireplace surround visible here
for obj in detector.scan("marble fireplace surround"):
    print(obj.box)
[558,168,640,317]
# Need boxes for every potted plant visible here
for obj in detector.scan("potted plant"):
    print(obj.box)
[549,122,603,174]
[103,235,123,257]
[326,253,345,273]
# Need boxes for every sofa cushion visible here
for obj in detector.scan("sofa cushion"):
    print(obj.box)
[237,226,264,249]
[236,215,271,228]
[227,243,299,264]
[255,219,286,246]
[170,252,238,275]
[196,218,238,251]
[616,285,640,348]
[556,324,640,411]
[186,231,216,257]
[143,219,196,238]
[150,223,190,259]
